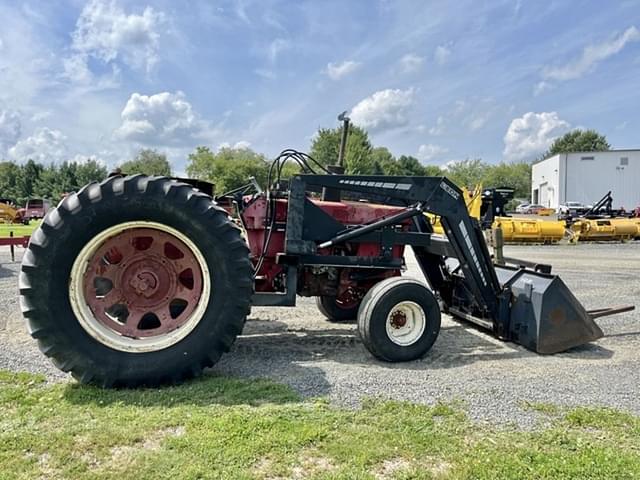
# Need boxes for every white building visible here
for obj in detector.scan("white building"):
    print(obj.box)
[531,149,640,210]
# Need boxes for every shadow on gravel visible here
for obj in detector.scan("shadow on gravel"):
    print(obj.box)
[605,331,640,339]
[223,316,615,376]
[562,343,614,359]
[0,263,16,279]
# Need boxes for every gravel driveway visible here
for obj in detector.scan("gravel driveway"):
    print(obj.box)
[1,243,639,426]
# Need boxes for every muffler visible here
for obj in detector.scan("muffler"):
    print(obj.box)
[495,266,634,353]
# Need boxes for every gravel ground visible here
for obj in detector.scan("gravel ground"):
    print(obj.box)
[1,242,639,427]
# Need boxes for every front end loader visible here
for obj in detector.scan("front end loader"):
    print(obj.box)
[19,151,634,387]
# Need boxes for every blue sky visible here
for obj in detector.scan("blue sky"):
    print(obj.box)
[0,0,638,174]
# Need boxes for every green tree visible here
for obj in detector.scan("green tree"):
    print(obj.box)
[18,159,43,200]
[423,164,444,177]
[310,125,374,174]
[76,159,108,186]
[445,159,488,189]
[120,149,172,176]
[57,161,79,194]
[370,147,396,174]
[278,160,302,180]
[33,164,59,199]
[186,146,269,194]
[0,158,109,204]
[483,161,531,198]
[396,155,442,177]
[0,162,23,201]
[543,129,610,159]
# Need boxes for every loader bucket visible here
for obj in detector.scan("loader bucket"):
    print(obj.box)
[495,267,604,354]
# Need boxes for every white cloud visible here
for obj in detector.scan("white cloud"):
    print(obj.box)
[399,53,424,73]
[350,88,415,132]
[326,60,361,80]
[503,112,570,161]
[217,140,250,151]
[533,81,553,96]
[0,109,21,155]
[8,127,68,162]
[453,100,466,114]
[447,97,495,132]
[267,38,290,62]
[255,68,276,80]
[115,91,210,145]
[30,111,52,122]
[65,0,165,83]
[543,26,640,81]
[63,53,94,84]
[428,116,445,135]
[234,1,251,24]
[467,112,490,131]
[0,8,55,107]
[417,143,448,161]
[434,44,451,65]
[441,159,462,171]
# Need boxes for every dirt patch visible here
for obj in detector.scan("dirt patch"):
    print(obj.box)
[90,425,187,471]
[374,457,413,479]
[252,449,336,479]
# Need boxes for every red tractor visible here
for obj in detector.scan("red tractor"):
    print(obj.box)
[19,148,632,387]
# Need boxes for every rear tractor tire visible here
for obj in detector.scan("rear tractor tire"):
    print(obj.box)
[316,295,361,322]
[357,277,441,362]
[20,175,253,387]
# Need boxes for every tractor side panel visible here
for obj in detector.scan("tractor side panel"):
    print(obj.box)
[240,196,407,294]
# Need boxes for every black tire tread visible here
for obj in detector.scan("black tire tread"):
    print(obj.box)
[357,277,440,362]
[20,175,253,387]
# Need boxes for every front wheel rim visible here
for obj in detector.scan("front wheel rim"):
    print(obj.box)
[385,301,426,346]
[69,221,211,353]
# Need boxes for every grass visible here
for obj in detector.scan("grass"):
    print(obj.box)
[0,220,39,238]
[1,370,639,479]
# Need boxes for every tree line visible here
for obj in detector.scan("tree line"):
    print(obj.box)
[0,150,172,204]
[185,127,608,200]
[0,128,608,205]
[186,125,535,198]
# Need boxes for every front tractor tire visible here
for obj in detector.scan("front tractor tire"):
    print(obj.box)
[357,277,441,362]
[20,175,253,387]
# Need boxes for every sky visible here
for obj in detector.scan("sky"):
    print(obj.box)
[0,0,639,174]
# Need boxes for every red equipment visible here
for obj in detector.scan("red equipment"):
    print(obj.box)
[17,150,634,388]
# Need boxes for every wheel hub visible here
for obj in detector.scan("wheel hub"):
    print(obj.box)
[131,271,158,296]
[122,257,174,305]
[72,224,209,350]
[385,301,427,346]
[390,310,407,328]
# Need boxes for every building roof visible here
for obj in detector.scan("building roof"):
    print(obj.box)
[533,149,640,165]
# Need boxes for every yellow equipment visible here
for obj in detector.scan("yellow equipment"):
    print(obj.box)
[494,217,566,244]
[571,218,638,242]
[427,185,482,235]
[0,200,25,224]
[428,186,566,244]
[537,208,555,216]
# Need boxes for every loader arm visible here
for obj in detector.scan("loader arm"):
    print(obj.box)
[282,174,626,354]
[294,175,504,322]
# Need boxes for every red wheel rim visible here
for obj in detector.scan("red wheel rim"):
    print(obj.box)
[83,227,204,339]
[335,287,363,310]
